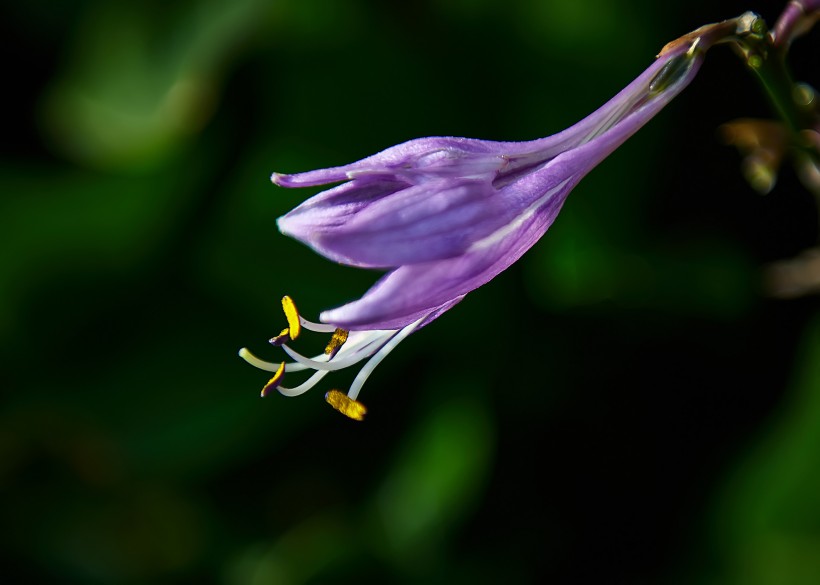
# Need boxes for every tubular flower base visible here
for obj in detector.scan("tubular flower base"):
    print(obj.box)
[240,18,748,419]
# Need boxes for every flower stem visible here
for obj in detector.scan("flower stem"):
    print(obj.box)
[747,51,805,136]
[733,11,820,184]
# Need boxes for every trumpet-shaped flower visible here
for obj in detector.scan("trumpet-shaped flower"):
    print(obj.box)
[240,22,742,419]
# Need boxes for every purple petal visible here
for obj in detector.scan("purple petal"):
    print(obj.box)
[278,37,709,330]
[320,172,577,330]
[277,176,409,229]
[279,178,517,267]
[272,39,702,192]
[272,137,512,187]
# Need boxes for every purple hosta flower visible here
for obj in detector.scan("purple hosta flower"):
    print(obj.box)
[240,22,739,420]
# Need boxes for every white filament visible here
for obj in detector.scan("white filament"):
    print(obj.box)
[238,348,305,372]
[278,370,329,397]
[243,312,426,403]
[347,318,423,400]
[279,328,397,371]
[299,315,337,333]
[283,342,378,372]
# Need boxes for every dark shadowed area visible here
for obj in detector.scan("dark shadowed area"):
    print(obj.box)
[1,0,819,583]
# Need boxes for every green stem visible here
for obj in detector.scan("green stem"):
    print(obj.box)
[747,52,805,136]
[735,19,820,171]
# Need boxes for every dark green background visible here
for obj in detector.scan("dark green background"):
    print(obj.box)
[2,0,819,583]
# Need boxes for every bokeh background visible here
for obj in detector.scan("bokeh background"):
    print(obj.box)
[2,0,819,583]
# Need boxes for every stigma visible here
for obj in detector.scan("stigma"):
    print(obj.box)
[238,296,422,420]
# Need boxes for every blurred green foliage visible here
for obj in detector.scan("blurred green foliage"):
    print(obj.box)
[710,315,820,585]
[1,0,818,583]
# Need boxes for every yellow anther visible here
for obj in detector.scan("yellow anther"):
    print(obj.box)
[325,389,367,421]
[261,361,286,397]
[324,328,349,358]
[269,327,291,346]
[282,296,301,340]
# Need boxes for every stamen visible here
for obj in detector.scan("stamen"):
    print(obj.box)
[299,316,337,333]
[269,327,291,346]
[242,302,425,418]
[281,296,301,340]
[325,328,349,359]
[279,370,329,397]
[325,389,367,421]
[261,361,286,397]
[239,347,281,371]
[347,319,422,400]
[238,347,309,373]
[280,340,389,372]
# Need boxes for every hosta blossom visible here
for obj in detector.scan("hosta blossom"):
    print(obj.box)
[240,21,743,419]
